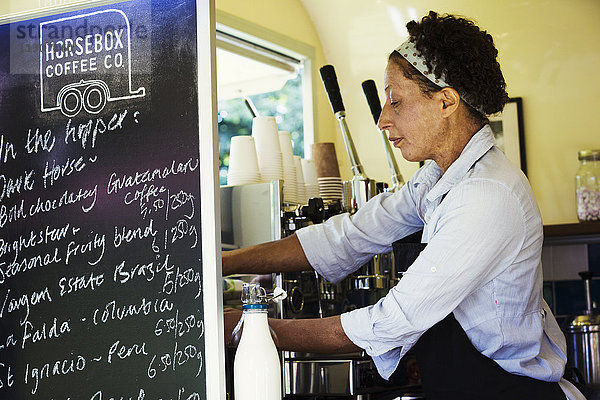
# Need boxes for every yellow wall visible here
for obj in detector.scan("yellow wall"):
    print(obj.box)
[301,0,600,225]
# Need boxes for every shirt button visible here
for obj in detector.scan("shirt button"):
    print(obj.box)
[431,267,437,273]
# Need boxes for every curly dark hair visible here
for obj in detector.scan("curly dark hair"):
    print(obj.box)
[390,11,509,122]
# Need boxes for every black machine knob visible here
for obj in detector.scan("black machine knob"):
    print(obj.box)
[361,79,382,125]
[579,271,594,281]
[301,198,325,224]
[319,65,345,114]
[324,201,342,219]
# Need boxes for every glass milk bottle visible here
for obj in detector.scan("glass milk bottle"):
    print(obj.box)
[576,150,600,221]
[233,283,282,400]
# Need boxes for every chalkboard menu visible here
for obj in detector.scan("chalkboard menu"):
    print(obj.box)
[0,0,214,398]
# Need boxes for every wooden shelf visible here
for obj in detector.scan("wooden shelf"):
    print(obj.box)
[543,222,600,245]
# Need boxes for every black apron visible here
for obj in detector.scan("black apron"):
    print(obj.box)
[392,234,565,400]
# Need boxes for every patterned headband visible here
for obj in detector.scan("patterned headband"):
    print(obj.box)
[394,39,483,114]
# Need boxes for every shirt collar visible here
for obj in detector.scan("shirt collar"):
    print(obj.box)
[414,125,495,202]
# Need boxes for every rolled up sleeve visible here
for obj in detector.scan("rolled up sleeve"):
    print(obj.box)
[296,186,423,283]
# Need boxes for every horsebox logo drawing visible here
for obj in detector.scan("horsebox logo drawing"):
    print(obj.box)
[39,9,146,117]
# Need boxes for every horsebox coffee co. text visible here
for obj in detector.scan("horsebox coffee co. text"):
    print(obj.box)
[14,20,148,78]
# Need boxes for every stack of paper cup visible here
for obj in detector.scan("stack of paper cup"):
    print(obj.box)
[317,177,343,201]
[227,135,261,186]
[301,159,319,200]
[294,156,307,205]
[278,131,298,204]
[252,116,283,182]
[312,142,343,200]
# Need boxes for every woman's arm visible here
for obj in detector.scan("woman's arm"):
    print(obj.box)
[224,308,360,354]
[222,233,312,276]
[270,315,361,354]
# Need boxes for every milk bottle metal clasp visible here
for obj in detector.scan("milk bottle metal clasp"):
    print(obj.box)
[241,283,287,305]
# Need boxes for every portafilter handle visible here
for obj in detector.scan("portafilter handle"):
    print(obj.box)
[319,65,368,180]
[579,271,594,315]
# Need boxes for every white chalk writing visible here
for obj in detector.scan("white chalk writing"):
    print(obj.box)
[0,170,35,203]
[21,316,71,349]
[25,128,55,154]
[24,354,85,394]
[0,246,61,284]
[107,158,199,196]
[65,232,106,265]
[28,185,98,218]
[64,109,131,150]
[112,255,168,286]
[0,135,17,166]
[58,272,104,297]
[154,309,204,340]
[0,287,53,324]
[107,340,148,364]
[0,363,14,389]
[113,219,157,248]
[42,156,87,188]
[147,341,202,379]
[163,265,202,299]
[0,223,71,264]
[92,297,173,326]
[90,388,145,400]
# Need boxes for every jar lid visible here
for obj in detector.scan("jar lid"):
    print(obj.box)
[578,149,600,161]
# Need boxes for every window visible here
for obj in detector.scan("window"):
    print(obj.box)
[215,15,315,186]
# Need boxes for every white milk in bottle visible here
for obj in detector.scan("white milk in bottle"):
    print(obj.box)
[233,283,282,400]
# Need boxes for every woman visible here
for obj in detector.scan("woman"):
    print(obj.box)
[224,11,585,400]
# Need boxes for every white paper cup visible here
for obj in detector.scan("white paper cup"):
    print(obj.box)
[305,183,320,199]
[279,131,298,200]
[252,116,282,155]
[294,156,307,205]
[301,159,318,186]
[278,131,294,156]
[252,117,283,181]
[228,135,260,176]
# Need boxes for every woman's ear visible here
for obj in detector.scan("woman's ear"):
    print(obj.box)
[439,87,460,117]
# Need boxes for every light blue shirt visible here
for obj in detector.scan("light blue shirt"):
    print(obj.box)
[296,125,583,399]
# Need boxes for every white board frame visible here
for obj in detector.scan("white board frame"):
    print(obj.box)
[197,0,226,399]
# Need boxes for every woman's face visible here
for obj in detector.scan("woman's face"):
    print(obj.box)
[378,59,448,165]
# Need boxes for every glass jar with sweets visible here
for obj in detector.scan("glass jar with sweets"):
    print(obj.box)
[576,149,600,221]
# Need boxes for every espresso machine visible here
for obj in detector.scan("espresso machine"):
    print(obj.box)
[276,200,409,400]
[221,180,411,399]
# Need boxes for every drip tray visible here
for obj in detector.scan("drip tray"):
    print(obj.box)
[283,352,419,397]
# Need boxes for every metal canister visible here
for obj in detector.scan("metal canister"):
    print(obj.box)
[567,314,600,388]
[566,271,600,387]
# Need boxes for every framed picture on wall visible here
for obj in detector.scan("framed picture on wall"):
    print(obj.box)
[489,97,527,174]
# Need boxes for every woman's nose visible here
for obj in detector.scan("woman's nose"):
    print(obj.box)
[378,103,392,131]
